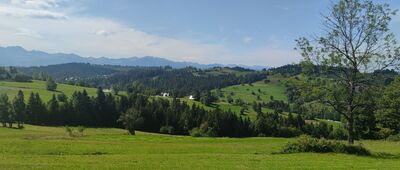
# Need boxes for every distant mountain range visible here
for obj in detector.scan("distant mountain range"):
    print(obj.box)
[0,46,268,70]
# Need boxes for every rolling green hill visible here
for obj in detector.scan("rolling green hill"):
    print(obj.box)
[216,78,287,104]
[0,80,102,102]
[0,125,398,169]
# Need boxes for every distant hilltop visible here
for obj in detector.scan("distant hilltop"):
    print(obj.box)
[0,46,268,70]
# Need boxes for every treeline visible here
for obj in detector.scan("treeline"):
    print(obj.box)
[118,91,346,138]
[0,67,31,82]
[20,63,118,82]
[0,88,123,128]
[21,64,266,97]
[0,88,344,139]
[91,67,266,97]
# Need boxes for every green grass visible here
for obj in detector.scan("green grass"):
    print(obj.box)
[0,125,398,169]
[217,80,287,104]
[208,77,288,119]
[0,80,106,102]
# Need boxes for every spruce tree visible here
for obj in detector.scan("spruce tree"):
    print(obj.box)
[12,90,25,128]
[0,94,10,127]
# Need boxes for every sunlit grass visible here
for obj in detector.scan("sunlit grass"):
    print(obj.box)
[0,125,398,169]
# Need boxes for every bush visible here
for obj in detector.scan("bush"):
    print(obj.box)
[189,127,202,137]
[378,128,395,139]
[387,133,400,141]
[65,126,73,137]
[77,126,86,136]
[65,126,85,137]
[328,127,348,140]
[160,126,175,134]
[281,135,370,156]
[189,124,218,137]
[278,127,302,137]
[13,74,32,82]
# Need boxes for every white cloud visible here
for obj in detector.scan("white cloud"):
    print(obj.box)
[95,29,114,37]
[243,36,253,44]
[11,0,60,9]
[1,0,67,19]
[0,5,66,19]
[15,27,42,38]
[0,0,301,66]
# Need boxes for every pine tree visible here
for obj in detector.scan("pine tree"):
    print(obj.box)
[12,90,25,128]
[0,94,10,127]
[26,93,46,125]
[48,94,59,114]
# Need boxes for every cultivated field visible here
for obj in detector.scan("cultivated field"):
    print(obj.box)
[0,125,398,170]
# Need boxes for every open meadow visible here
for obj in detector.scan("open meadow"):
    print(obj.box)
[0,81,100,102]
[0,125,398,170]
[0,80,128,102]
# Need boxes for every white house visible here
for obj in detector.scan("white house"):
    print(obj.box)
[103,89,112,93]
[161,92,170,97]
[189,95,195,100]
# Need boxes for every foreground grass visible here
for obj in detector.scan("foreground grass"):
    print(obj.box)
[0,125,399,169]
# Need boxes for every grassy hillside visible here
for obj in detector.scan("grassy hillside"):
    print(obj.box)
[0,80,101,102]
[216,79,287,103]
[0,125,398,169]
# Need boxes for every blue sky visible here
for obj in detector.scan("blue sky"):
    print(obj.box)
[0,0,399,66]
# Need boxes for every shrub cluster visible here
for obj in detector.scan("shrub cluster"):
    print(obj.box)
[281,135,371,156]
[386,133,400,142]
[65,126,86,137]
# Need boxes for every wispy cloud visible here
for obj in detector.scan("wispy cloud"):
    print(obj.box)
[95,29,114,37]
[0,5,66,19]
[0,0,300,66]
[243,36,253,44]
[11,0,62,9]
[274,5,290,11]
[15,27,42,38]
[0,0,67,19]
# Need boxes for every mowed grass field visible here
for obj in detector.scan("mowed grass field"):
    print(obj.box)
[0,125,399,169]
[0,80,103,102]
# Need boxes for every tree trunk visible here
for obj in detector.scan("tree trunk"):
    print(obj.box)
[347,114,354,145]
[8,122,12,128]
[18,121,23,129]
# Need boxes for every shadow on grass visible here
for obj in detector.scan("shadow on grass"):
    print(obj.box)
[370,152,400,159]
[47,151,109,156]
[1,126,24,130]
[272,151,400,160]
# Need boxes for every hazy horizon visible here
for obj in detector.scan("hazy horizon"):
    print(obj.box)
[0,0,399,67]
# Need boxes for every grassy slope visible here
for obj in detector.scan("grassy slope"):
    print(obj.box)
[0,125,398,170]
[216,78,287,119]
[0,80,101,102]
[175,75,288,120]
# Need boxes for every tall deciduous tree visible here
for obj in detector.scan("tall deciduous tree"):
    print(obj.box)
[377,77,400,134]
[296,0,400,144]
[46,77,57,91]
[118,107,144,135]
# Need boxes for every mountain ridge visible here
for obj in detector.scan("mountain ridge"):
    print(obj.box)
[0,46,268,70]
